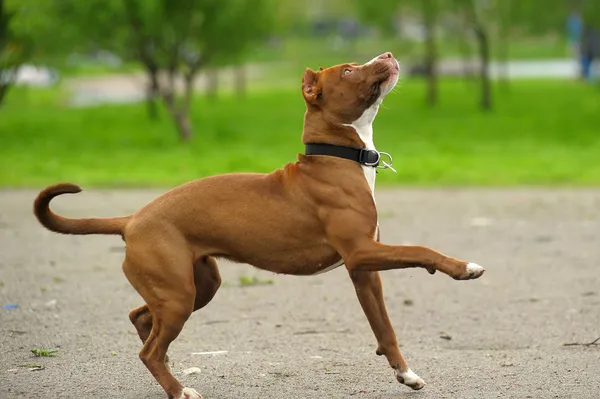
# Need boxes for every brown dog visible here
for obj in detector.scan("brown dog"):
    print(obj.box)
[34,52,484,399]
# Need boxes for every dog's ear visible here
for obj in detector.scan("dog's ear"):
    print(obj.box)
[302,68,321,103]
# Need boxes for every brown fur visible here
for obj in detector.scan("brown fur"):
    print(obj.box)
[34,52,483,399]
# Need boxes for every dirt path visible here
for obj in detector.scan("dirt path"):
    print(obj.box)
[1,188,599,398]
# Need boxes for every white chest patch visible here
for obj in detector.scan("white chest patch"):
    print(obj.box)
[344,102,380,201]
[361,165,377,200]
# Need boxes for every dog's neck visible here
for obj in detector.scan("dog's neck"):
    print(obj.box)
[342,102,380,151]
[301,103,381,199]
[301,103,380,151]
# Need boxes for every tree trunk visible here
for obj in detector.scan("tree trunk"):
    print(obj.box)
[0,83,8,106]
[497,3,511,89]
[174,72,196,142]
[234,65,246,100]
[497,34,509,88]
[422,0,438,108]
[206,68,218,101]
[460,37,471,80]
[0,67,17,106]
[145,67,160,120]
[459,11,473,82]
[160,76,195,143]
[173,112,192,142]
[474,25,491,110]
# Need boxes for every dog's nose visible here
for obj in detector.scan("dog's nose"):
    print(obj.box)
[378,52,394,60]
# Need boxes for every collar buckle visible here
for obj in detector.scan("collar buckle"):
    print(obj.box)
[359,149,381,166]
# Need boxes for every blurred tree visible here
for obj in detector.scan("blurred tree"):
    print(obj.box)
[466,0,492,110]
[509,0,567,36]
[422,0,439,107]
[0,0,33,106]
[495,0,514,86]
[450,0,493,110]
[355,0,441,107]
[123,0,274,141]
[582,0,600,27]
[354,0,397,35]
[25,0,274,142]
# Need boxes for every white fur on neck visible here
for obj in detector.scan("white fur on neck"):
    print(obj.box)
[338,53,396,199]
[343,101,381,198]
[343,100,381,242]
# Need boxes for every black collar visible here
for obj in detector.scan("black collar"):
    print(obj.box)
[305,143,381,167]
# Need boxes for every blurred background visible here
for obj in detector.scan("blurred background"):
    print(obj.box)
[1,0,599,187]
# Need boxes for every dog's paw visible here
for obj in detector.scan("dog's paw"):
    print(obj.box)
[455,262,485,280]
[177,387,203,399]
[396,368,425,390]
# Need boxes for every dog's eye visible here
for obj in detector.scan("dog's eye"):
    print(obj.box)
[371,82,379,92]
[343,69,352,76]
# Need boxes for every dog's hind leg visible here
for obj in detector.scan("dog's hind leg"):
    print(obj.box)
[192,256,221,311]
[349,270,425,390]
[129,305,152,343]
[129,304,177,371]
[129,256,221,339]
[123,242,201,399]
[128,255,221,377]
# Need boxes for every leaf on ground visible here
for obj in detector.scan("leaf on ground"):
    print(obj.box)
[238,275,273,287]
[31,348,59,357]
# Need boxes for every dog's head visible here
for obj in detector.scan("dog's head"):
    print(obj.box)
[301,52,399,147]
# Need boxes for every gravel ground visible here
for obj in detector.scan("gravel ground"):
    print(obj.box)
[1,188,599,399]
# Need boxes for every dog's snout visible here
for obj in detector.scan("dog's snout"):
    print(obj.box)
[378,52,394,60]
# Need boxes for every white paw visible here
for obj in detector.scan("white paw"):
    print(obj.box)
[396,368,425,390]
[178,387,203,399]
[456,262,485,280]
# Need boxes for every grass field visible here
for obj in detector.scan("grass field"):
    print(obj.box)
[1,78,599,188]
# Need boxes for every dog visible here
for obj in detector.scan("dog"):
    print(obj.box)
[34,52,485,399]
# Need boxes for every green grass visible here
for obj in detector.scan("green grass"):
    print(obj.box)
[1,79,599,188]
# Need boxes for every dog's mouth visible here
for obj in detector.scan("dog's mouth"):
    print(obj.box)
[376,64,399,95]
[371,58,399,87]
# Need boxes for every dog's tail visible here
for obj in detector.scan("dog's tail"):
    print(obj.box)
[34,183,130,235]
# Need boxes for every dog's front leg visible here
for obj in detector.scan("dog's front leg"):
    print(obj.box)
[323,211,484,279]
[349,270,425,390]
[344,240,484,280]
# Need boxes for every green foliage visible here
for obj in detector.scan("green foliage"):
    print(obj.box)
[22,0,277,140]
[2,80,599,187]
[355,0,399,34]
[582,0,600,27]
[508,0,567,35]
[0,0,35,104]
[29,0,275,69]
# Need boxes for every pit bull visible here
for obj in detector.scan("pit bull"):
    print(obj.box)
[34,52,485,399]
